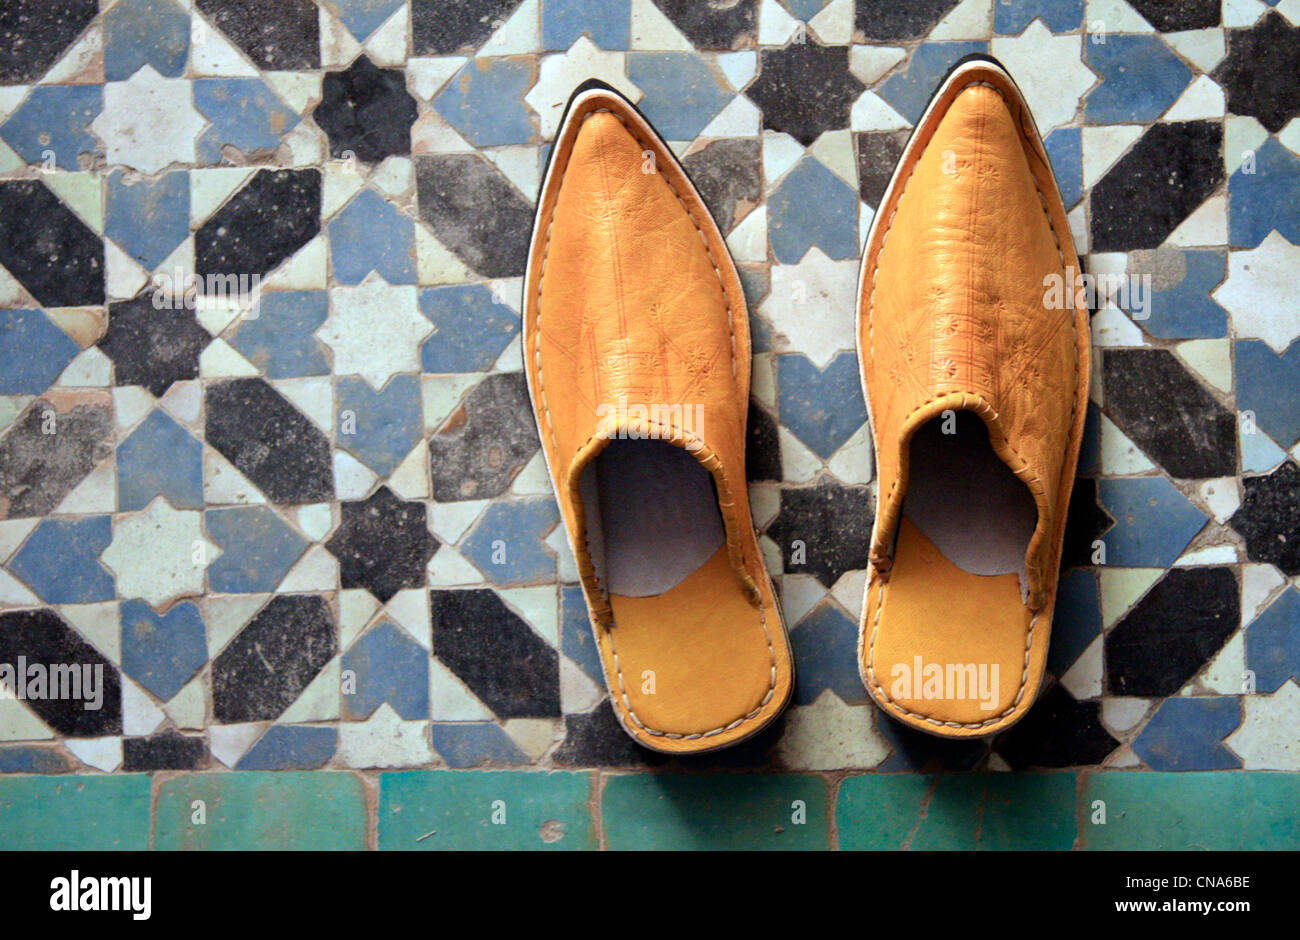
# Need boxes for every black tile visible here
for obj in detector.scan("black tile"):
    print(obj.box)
[0,396,111,519]
[1090,121,1223,251]
[326,486,439,603]
[123,731,208,772]
[1103,349,1237,479]
[746,399,782,484]
[0,180,103,307]
[415,153,532,278]
[995,684,1118,768]
[855,129,909,206]
[314,54,417,164]
[98,295,212,398]
[212,595,337,724]
[1060,478,1115,569]
[1229,461,1300,576]
[1127,0,1219,30]
[428,371,541,501]
[196,0,319,70]
[1213,12,1300,134]
[764,480,874,587]
[746,41,865,146]
[412,0,524,55]
[0,609,121,737]
[681,137,760,233]
[877,712,988,771]
[650,0,756,50]
[1106,566,1239,697]
[205,377,334,504]
[430,588,561,718]
[551,700,667,767]
[0,0,97,84]
[854,0,960,40]
[195,169,321,281]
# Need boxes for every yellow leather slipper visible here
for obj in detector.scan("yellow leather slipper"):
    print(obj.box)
[856,56,1090,738]
[523,82,794,754]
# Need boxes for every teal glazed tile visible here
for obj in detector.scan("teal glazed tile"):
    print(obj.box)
[154,771,367,850]
[0,775,151,850]
[837,773,1076,850]
[602,774,829,850]
[1082,772,1300,850]
[379,770,595,850]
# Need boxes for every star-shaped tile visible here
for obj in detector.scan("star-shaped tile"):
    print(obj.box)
[317,276,432,390]
[1224,680,1300,770]
[314,54,418,164]
[326,486,439,603]
[101,497,218,609]
[1229,461,1300,576]
[1213,11,1300,133]
[746,41,864,146]
[91,65,207,174]
[98,295,212,398]
[989,21,1097,132]
[764,479,872,587]
[759,247,857,369]
[1213,231,1300,354]
[525,36,642,138]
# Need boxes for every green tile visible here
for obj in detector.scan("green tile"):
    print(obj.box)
[837,773,1077,850]
[0,775,151,850]
[154,771,366,850]
[1082,772,1300,850]
[602,773,828,850]
[378,770,595,850]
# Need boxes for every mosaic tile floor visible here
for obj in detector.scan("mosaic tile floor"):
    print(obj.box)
[1,0,1299,849]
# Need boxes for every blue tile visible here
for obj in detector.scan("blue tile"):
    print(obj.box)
[237,725,337,770]
[994,0,1084,33]
[1096,477,1209,567]
[336,374,423,477]
[627,52,731,141]
[0,85,101,169]
[0,309,79,395]
[420,284,520,373]
[542,0,630,51]
[106,170,189,273]
[434,58,536,147]
[776,352,868,460]
[229,290,331,379]
[103,0,189,81]
[8,516,114,604]
[1133,697,1242,771]
[1235,340,1300,449]
[789,602,865,705]
[785,0,830,20]
[328,188,416,284]
[1048,569,1101,674]
[1239,411,1288,474]
[879,42,988,124]
[193,78,300,164]
[560,584,603,684]
[119,598,206,702]
[1244,588,1300,693]
[768,156,860,264]
[342,620,429,720]
[0,747,71,775]
[329,0,403,42]
[1137,249,1227,339]
[460,498,560,584]
[1044,126,1082,209]
[205,505,308,594]
[430,722,528,768]
[1084,35,1190,124]
[117,410,203,511]
[1228,138,1300,248]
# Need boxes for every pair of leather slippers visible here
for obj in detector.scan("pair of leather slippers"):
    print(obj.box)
[521,56,1090,754]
